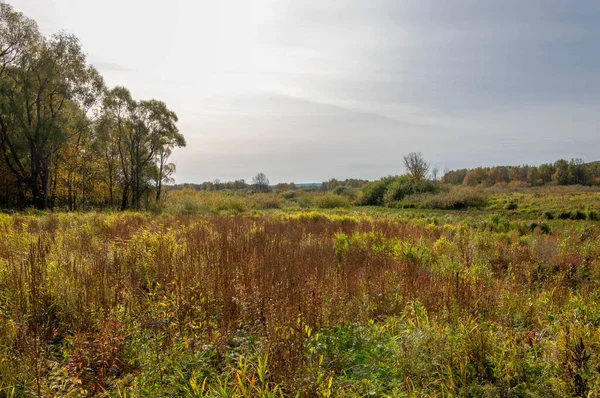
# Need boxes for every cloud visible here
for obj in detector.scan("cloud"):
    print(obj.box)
[11,0,600,183]
[90,60,133,73]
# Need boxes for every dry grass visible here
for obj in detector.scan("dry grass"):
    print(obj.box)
[0,211,599,396]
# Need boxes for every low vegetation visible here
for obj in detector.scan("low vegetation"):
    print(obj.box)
[0,187,599,396]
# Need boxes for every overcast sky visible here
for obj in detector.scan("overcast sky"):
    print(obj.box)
[10,0,600,183]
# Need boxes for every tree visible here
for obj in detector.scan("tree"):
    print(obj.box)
[0,2,39,77]
[509,166,525,182]
[231,179,247,190]
[538,163,554,184]
[149,101,185,202]
[252,172,270,192]
[526,167,540,186]
[92,113,120,206]
[552,159,569,185]
[0,3,185,210]
[431,165,439,182]
[488,168,505,185]
[567,158,586,185]
[103,86,135,209]
[463,168,487,186]
[321,178,340,191]
[0,28,90,208]
[403,152,430,181]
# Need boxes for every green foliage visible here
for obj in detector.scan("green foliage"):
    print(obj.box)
[315,195,350,209]
[358,176,439,206]
[1,199,600,395]
[543,211,555,220]
[0,3,184,211]
[250,193,284,210]
[443,159,600,188]
[400,186,488,209]
[357,177,394,205]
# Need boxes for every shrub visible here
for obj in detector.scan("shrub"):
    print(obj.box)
[333,185,358,199]
[543,211,555,220]
[333,186,349,196]
[358,178,394,205]
[297,195,315,208]
[487,214,510,233]
[358,176,439,207]
[504,201,518,210]
[383,177,439,206]
[382,176,415,204]
[529,221,551,234]
[558,211,571,219]
[315,195,350,209]
[281,190,298,200]
[251,193,284,210]
[400,187,487,210]
[213,196,248,213]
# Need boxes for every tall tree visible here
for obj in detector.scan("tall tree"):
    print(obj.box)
[92,113,120,206]
[138,99,185,204]
[103,86,136,209]
[0,28,89,208]
[63,65,105,210]
[103,90,184,209]
[552,159,569,185]
[0,3,185,210]
[403,152,430,181]
[252,172,270,192]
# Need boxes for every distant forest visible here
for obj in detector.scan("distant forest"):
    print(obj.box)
[442,159,600,187]
[0,2,185,210]
[172,159,600,195]
[170,178,369,192]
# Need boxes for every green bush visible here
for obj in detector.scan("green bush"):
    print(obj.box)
[358,178,395,205]
[504,201,518,210]
[281,190,298,200]
[543,211,555,220]
[358,176,439,207]
[529,221,551,234]
[333,185,358,199]
[212,196,248,213]
[315,195,350,209]
[251,193,284,209]
[297,195,315,208]
[400,187,487,210]
[382,176,414,204]
[558,211,571,219]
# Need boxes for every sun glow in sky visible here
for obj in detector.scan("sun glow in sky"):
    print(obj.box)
[10,0,600,183]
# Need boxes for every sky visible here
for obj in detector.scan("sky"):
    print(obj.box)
[9,0,600,183]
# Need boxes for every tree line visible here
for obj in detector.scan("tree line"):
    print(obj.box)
[0,2,185,210]
[443,159,600,187]
[168,173,272,193]
[169,176,369,194]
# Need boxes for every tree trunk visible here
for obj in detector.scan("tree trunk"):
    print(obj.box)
[108,172,114,207]
[67,172,74,211]
[120,183,129,211]
[156,180,162,203]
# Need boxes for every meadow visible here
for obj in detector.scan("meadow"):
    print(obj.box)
[1,186,600,397]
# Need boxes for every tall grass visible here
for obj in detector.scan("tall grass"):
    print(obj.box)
[0,211,599,395]
[399,186,488,209]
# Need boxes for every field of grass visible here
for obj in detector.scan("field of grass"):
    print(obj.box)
[1,189,600,396]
